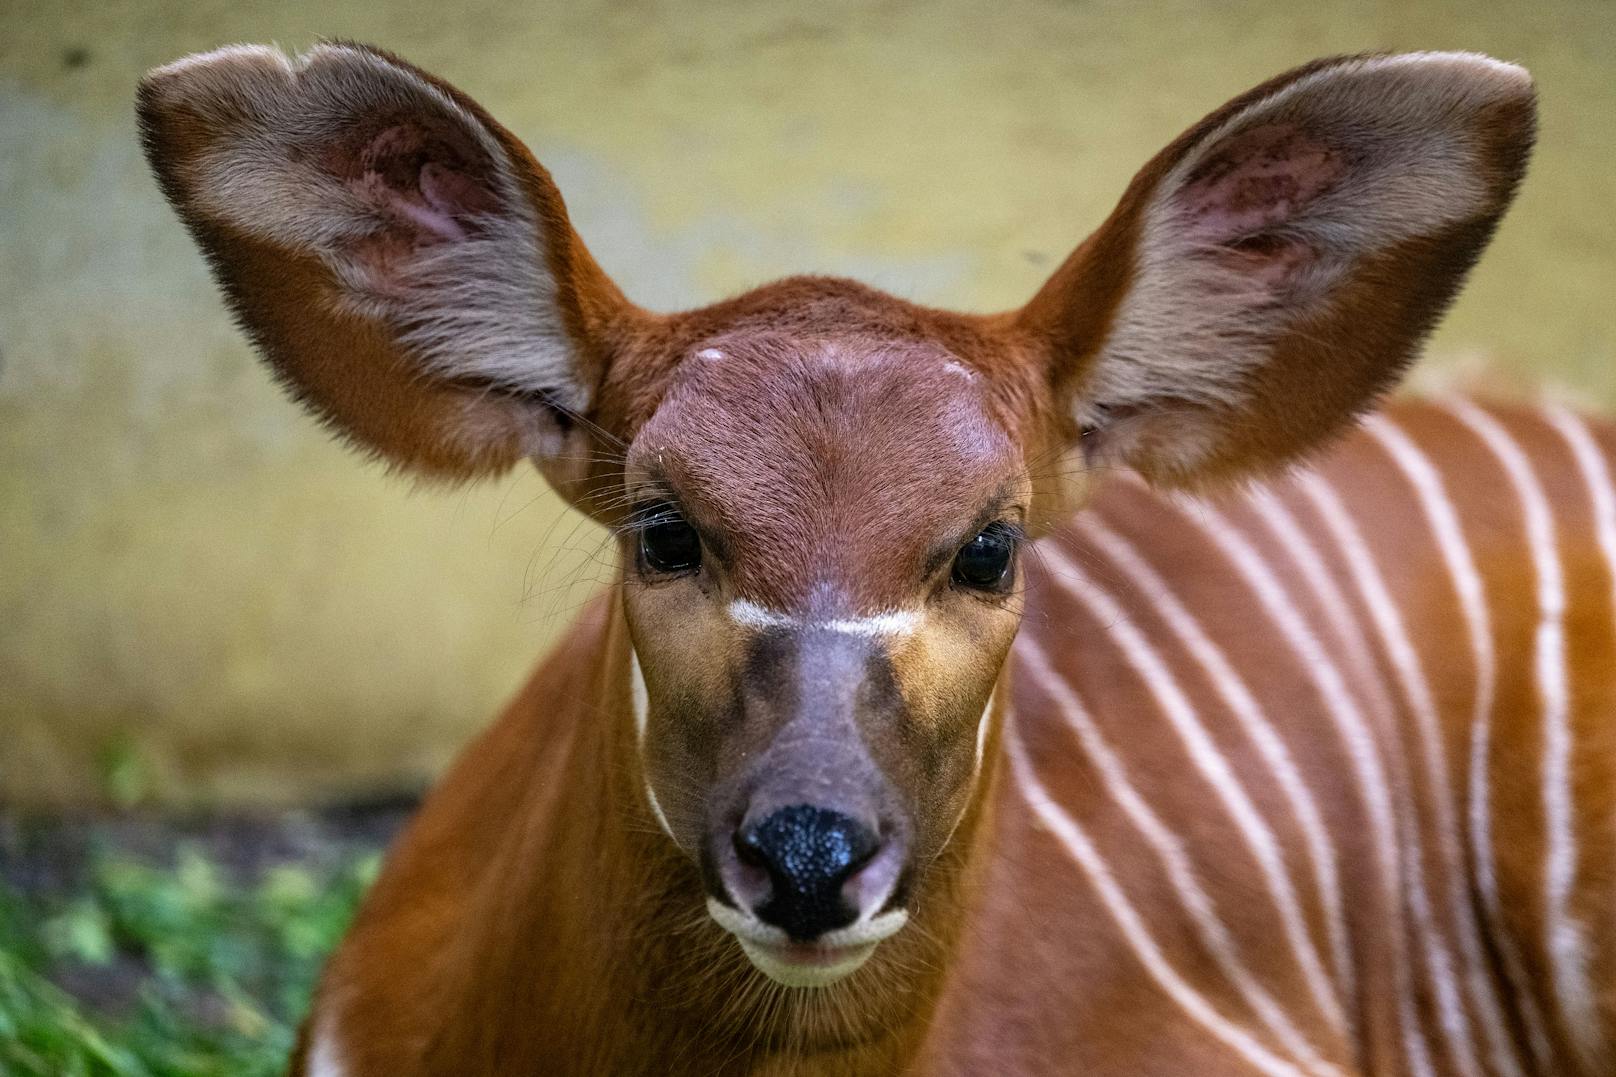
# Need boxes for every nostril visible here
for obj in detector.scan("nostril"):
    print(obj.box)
[739,805,878,884]
[734,805,881,941]
[734,827,768,869]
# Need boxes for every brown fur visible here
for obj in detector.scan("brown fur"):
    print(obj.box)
[135,43,1592,1075]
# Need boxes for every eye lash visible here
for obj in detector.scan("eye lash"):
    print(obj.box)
[981,519,1027,546]
[923,516,1025,579]
[614,499,685,539]
[616,498,732,570]
[950,518,1021,594]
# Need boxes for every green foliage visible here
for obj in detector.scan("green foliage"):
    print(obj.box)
[0,839,380,1076]
[94,737,155,813]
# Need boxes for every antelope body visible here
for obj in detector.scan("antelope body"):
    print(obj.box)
[138,42,1616,1075]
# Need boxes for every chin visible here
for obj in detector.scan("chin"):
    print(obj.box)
[706,897,911,989]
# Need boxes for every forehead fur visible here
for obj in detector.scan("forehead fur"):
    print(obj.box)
[630,333,1019,610]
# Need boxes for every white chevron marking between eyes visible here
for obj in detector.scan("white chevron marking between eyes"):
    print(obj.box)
[726,600,920,637]
[823,610,922,636]
[727,599,797,630]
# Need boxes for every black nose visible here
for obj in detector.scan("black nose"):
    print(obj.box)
[735,805,880,941]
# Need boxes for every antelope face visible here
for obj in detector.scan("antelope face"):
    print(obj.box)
[620,330,1031,985]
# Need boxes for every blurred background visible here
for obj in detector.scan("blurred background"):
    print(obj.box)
[1,0,1611,1070]
[3,0,1613,809]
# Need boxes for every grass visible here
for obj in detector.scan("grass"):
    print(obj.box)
[0,814,389,1076]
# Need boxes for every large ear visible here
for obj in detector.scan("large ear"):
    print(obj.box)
[1019,52,1536,486]
[138,42,642,483]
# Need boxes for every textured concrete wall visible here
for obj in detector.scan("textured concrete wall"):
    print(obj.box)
[2,0,1612,805]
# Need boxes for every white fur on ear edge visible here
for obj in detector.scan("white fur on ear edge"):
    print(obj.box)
[148,43,588,434]
[1078,52,1532,473]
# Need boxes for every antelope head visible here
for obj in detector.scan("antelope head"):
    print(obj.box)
[139,44,1533,991]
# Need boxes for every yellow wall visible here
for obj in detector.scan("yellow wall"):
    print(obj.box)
[2,0,1612,805]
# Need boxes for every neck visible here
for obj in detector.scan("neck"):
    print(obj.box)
[428,596,1004,1074]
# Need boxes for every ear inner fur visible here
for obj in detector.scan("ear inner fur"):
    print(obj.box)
[137,41,647,482]
[1020,52,1536,486]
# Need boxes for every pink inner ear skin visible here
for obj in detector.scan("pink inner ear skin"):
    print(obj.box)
[1178,123,1345,247]
[392,170,468,242]
[1220,232,1320,288]
[343,123,500,245]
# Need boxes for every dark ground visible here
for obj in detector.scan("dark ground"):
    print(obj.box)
[0,795,418,1076]
[0,794,417,901]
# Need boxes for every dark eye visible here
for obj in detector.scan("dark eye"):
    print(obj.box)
[637,504,702,575]
[952,523,1017,591]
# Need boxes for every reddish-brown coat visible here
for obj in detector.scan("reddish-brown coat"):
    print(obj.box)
[135,42,1589,1075]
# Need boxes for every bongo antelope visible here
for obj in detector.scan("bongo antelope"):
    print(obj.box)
[141,43,1616,1075]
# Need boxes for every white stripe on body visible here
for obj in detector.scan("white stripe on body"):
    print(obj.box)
[1363,412,1554,1070]
[306,1019,347,1077]
[1077,516,1355,1017]
[1004,723,1310,1077]
[1158,492,1436,1077]
[1040,542,1347,1047]
[1295,467,1515,1077]
[1444,399,1599,1067]
[1017,638,1344,1075]
[1243,486,1458,1077]
[1545,406,1616,636]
